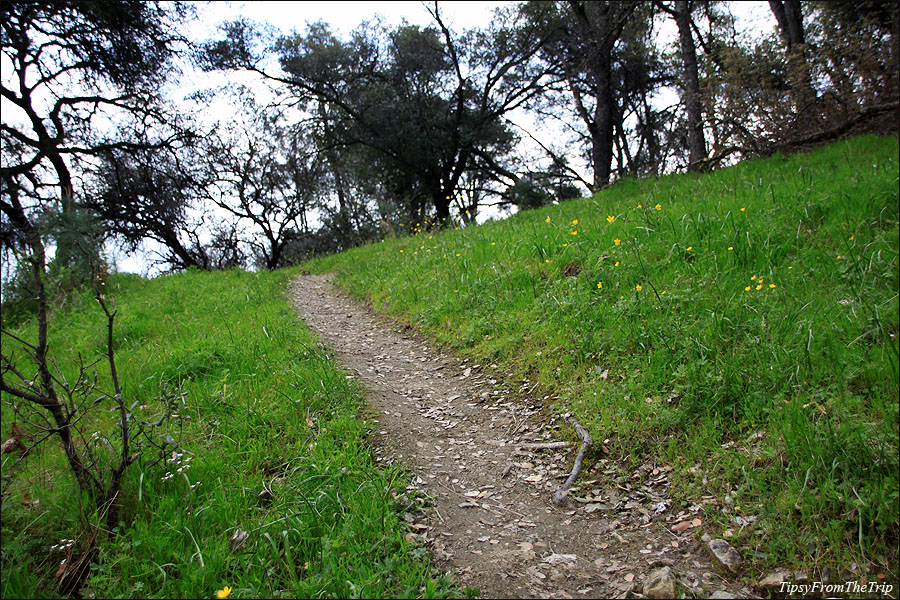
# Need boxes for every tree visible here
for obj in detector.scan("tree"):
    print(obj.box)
[768,0,816,114]
[811,1,899,108]
[88,142,213,271]
[201,3,554,226]
[1,0,193,272]
[658,0,708,171]
[522,1,640,190]
[205,109,327,270]
[611,3,673,179]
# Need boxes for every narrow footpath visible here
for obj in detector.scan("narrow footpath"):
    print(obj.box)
[290,274,750,599]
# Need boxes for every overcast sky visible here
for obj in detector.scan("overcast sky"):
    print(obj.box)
[187,1,775,51]
[191,1,513,39]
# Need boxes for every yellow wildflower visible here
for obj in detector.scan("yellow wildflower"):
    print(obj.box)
[655,203,662,211]
[614,238,621,246]
[728,246,733,251]
[491,242,496,246]
[545,259,550,263]
[686,246,692,251]
[755,284,763,290]
[614,261,620,267]
[636,284,643,291]
[769,283,776,288]
[456,253,461,257]
[745,286,751,291]
[751,275,757,280]
[849,235,854,241]
[837,255,842,259]
[740,207,746,212]
[217,587,232,599]
[637,204,642,209]
[545,216,551,223]
[572,219,579,225]
[597,281,603,289]
[607,215,615,223]
[571,230,578,235]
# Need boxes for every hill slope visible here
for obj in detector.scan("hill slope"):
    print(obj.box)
[307,135,900,580]
[1,269,454,598]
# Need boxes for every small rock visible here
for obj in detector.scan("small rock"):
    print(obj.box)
[706,539,743,574]
[229,528,249,552]
[757,570,792,589]
[643,566,676,599]
[543,553,578,566]
[672,521,691,533]
[709,591,737,599]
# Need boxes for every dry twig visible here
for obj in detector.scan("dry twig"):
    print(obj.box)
[552,415,593,506]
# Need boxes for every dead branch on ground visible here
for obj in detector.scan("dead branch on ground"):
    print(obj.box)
[552,414,593,506]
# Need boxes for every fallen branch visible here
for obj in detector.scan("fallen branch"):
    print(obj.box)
[518,441,570,450]
[776,102,900,151]
[552,415,593,506]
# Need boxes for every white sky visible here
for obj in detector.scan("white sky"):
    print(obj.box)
[191,1,511,38]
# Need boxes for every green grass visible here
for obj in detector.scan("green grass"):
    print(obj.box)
[1,268,454,598]
[306,135,900,581]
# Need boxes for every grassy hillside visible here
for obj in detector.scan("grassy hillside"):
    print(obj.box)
[1,269,454,598]
[307,135,900,580]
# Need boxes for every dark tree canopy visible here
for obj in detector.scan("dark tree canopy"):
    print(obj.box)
[521,1,643,190]
[1,0,193,271]
[201,4,554,227]
[88,144,211,271]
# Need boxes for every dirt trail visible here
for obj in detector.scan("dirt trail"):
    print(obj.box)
[290,274,749,599]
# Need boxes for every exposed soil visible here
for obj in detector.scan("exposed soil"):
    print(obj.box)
[290,274,753,599]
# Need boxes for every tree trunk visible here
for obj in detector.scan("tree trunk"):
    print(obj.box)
[332,161,351,239]
[674,0,707,171]
[891,2,899,101]
[319,102,352,242]
[433,191,452,225]
[49,155,79,270]
[27,218,101,500]
[768,0,816,113]
[592,48,615,189]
